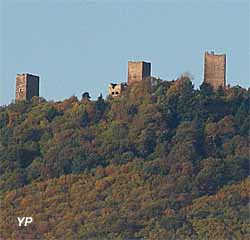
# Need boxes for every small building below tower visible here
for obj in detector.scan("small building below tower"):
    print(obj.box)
[128,61,151,85]
[204,51,226,89]
[108,83,127,98]
[16,73,39,101]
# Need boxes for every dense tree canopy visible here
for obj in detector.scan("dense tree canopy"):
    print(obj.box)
[0,77,249,239]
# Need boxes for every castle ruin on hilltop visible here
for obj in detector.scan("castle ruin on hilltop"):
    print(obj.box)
[16,73,39,102]
[108,52,226,97]
[204,51,226,89]
[109,61,151,98]
[128,61,151,85]
[108,83,128,98]
[14,51,227,101]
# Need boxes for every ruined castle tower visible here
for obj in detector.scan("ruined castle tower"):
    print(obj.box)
[204,51,226,89]
[128,61,151,85]
[16,73,39,101]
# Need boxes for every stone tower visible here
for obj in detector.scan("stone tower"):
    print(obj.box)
[204,51,226,89]
[16,73,39,101]
[128,61,151,85]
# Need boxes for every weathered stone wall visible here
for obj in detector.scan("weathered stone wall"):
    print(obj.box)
[16,74,39,101]
[204,52,226,89]
[128,61,151,85]
[16,74,27,101]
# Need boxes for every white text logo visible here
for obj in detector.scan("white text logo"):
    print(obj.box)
[17,217,33,227]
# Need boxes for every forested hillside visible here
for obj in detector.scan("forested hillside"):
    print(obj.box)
[0,77,249,239]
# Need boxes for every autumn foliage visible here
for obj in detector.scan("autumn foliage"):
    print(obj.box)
[0,77,249,239]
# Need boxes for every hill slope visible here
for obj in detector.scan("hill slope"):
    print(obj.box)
[1,169,249,239]
[0,77,249,239]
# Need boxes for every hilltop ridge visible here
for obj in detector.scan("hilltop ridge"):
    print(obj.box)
[0,77,249,239]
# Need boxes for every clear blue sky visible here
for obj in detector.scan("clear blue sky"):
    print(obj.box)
[0,0,249,106]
